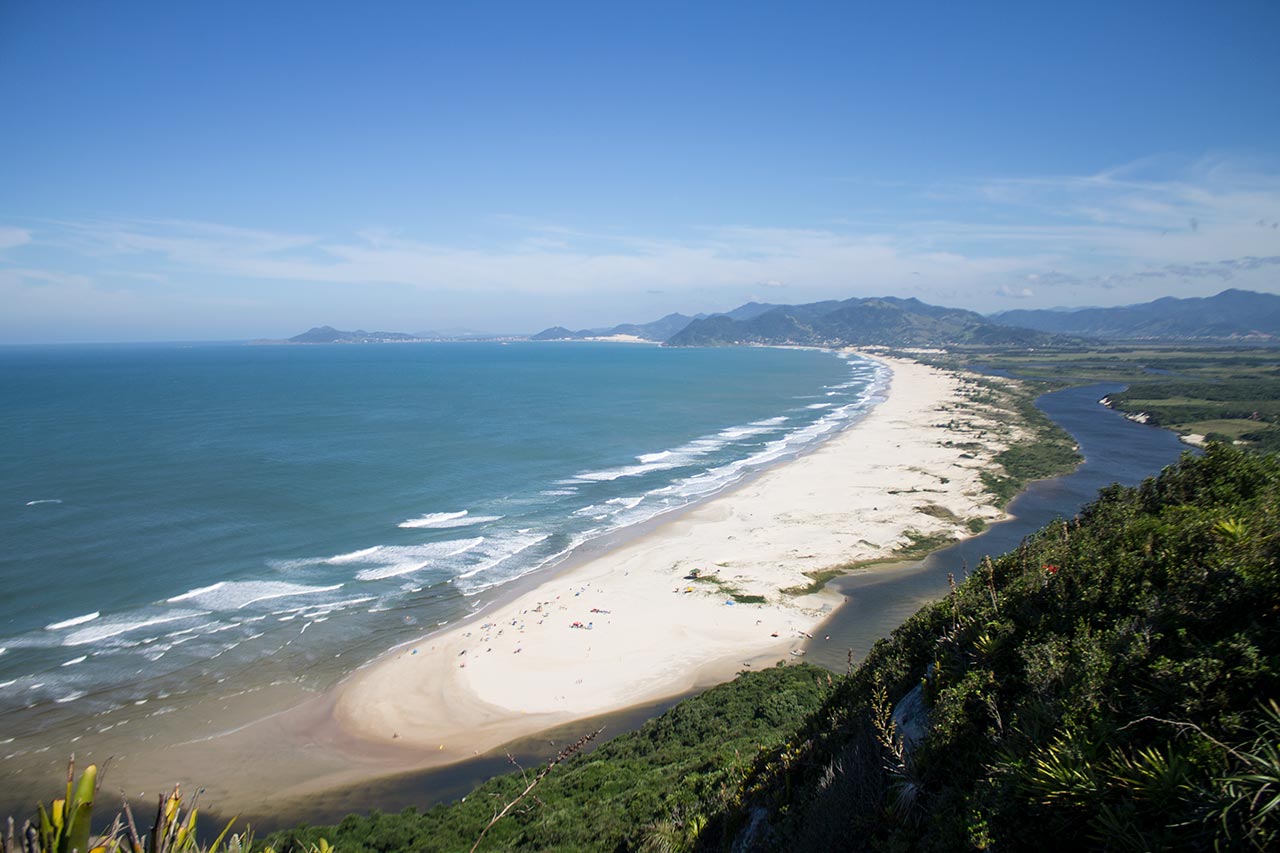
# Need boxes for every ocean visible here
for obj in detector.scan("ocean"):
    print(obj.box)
[0,341,884,761]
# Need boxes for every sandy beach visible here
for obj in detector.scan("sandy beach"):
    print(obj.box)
[329,354,1021,764]
[1,353,1031,814]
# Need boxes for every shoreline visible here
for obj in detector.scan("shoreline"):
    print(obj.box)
[4,354,1039,815]
[300,355,1024,802]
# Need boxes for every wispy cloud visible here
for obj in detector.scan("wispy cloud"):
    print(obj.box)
[0,226,32,252]
[1018,255,1280,292]
[4,155,1280,337]
[17,216,1008,300]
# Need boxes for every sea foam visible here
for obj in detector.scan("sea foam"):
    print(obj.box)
[167,583,226,603]
[348,538,486,581]
[398,511,503,529]
[166,581,344,610]
[454,533,550,580]
[45,612,100,631]
[63,612,210,646]
[567,415,794,483]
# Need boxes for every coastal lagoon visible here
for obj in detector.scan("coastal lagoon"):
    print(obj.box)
[0,341,882,801]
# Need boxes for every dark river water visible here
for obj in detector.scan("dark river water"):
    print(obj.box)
[256,381,1194,828]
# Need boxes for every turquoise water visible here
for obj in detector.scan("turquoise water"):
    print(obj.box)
[0,342,883,738]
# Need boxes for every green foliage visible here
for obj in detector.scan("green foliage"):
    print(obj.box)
[980,382,1081,507]
[693,445,1280,851]
[896,530,958,559]
[1109,378,1280,447]
[21,761,103,853]
[779,567,847,597]
[2,763,332,853]
[266,666,833,853]
[1217,700,1280,849]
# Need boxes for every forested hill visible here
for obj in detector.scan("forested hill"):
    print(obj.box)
[665,296,1063,348]
[273,445,1280,852]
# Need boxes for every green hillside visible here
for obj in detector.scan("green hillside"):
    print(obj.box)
[697,444,1279,851]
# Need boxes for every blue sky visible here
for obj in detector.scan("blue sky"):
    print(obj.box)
[2,1,1279,342]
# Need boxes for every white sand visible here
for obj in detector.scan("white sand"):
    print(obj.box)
[332,354,1022,761]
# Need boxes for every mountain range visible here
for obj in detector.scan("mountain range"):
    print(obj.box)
[990,288,1280,340]
[537,288,1280,346]
[285,289,1280,349]
[663,296,1061,347]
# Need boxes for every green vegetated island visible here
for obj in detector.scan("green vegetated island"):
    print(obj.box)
[10,290,1280,852]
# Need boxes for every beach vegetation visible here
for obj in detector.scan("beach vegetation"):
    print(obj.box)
[687,572,732,592]
[684,572,768,605]
[896,529,958,560]
[779,567,849,597]
[921,362,1083,507]
[915,503,962,524]
[778,529,959,599]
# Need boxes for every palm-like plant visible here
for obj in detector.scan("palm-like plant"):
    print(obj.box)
[2,760,332,853]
